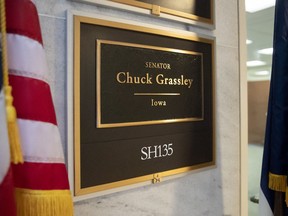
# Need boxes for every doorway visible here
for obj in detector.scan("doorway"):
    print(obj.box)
[245,1,275,215]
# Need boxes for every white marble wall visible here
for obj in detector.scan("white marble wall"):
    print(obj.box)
[33,0,241,215]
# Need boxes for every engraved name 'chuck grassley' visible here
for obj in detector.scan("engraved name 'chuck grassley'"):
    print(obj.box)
[116,62,193,88]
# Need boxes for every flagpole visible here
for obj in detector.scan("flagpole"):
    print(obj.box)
[274,191,284,216]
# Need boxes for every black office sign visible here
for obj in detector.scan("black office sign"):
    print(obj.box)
[73,15,215,196]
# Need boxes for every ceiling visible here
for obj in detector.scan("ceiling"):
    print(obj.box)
[246,6,275,81]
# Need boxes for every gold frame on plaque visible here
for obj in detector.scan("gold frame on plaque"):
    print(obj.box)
[73,14,215,196]
[96,39,205,128]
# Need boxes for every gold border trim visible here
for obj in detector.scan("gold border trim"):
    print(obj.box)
[110,0,214,25]
[74,15,81,196]
[97,39,204,128]
[75,162,215,196]
[73,14,215,196]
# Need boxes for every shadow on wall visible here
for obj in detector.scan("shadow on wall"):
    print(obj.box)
[172,169,224,216]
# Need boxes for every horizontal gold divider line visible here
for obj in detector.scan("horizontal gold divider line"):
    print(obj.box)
[134,93,180,96]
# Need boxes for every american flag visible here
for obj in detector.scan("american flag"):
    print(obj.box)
[5,0,73,215]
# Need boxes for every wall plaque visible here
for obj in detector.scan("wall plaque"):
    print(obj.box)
[110,0,214,25]
[73,15,215,196]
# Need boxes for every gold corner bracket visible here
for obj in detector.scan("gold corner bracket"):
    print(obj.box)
[152,173,162,184]
[151,5,161,16]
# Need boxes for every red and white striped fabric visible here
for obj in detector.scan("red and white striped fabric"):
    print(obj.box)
[5,0,73,215]
[0,76,16,216]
